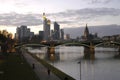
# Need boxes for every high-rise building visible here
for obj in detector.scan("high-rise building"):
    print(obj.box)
[15,25,32,42]
[43,13,51,41]
[26,28,30,37]
[54,22,60,40]
[60,29,64,40]
[39,31,44,40]
[51,30,54,40]
[20,25,27,38]
[15,27,20,40]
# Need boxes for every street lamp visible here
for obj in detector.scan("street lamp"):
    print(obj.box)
[78,61,81,80]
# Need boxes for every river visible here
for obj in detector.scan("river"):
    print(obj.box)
[27,46,120,80]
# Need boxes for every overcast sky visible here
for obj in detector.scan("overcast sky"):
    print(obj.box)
[0,0,120,35]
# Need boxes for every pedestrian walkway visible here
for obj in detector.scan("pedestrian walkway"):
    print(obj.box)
[21,50,61,80]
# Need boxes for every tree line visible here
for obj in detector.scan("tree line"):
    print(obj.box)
[0,30,15,53]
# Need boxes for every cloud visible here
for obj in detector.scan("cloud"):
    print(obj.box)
[49,8,120,24]
[91,0,112,4]
[0,8,120,26]
[83,0,112,4]
[0,13,42,26]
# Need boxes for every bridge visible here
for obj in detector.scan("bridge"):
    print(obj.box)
[14,40,120,60]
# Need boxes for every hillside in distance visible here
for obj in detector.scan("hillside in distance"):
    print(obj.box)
[64,24,120,39]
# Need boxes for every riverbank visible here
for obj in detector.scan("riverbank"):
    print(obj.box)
[0,52,39,80]
[24,46,75,80]
[28,51,76,80]
[21,48,62,80]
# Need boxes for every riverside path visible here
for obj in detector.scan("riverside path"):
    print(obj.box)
[21,49,61,80]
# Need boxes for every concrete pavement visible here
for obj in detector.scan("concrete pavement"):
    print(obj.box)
[21,49,61,80]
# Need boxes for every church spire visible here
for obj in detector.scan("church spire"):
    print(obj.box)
[84,24,89,40]
[85,24,89,34]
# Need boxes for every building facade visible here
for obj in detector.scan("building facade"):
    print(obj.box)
[60,29,64,40]
[43,13,51,41]
[39,31,44,40]
[53,22,60,40]
[82,24,98,41]
[15,25,33,42]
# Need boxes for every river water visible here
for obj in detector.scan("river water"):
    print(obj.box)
[27,46,120,80]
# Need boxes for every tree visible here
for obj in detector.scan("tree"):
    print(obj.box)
[0,30,14,53]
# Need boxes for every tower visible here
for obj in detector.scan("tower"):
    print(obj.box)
[84,24,89,40]
[54,22,60,40]
[15,25,31,42]
[60,29,64,40]
[43,13,51,41]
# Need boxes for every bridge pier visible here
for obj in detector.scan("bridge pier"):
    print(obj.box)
[47,47,56,64]
[114,46,120,58]
[83,46,95,60]
[47,47,55,54]
[118,46,120,54]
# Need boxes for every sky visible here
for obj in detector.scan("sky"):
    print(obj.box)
[0,0,120,36]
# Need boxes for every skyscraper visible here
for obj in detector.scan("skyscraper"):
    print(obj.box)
[20,25,28,40]
[60,29,64,40]
[39,31,44,40]
[54,22,60,40]
[15,25,32,42]
[15,27,20,40]
[43,13,51,41]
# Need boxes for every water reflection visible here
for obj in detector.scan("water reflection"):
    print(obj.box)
[27,46,120,80]
[45,50,60,63]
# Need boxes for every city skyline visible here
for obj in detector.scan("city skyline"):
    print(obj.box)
[0,0,120,37]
